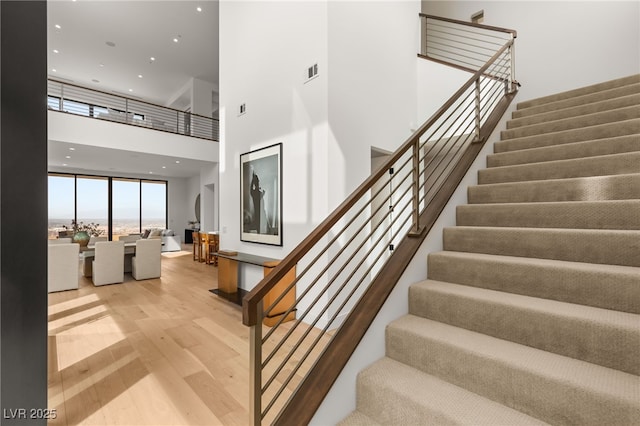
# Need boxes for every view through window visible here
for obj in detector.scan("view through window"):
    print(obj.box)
[48,173,167,240]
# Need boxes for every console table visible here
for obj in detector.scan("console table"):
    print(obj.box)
[212,250,296,326]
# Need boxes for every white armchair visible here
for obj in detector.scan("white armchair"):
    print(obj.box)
[92,241,125,286]
[132,238,162,280]
[48,243,80,292]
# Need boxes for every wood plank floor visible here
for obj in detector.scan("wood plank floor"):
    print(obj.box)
[48,249,254,425]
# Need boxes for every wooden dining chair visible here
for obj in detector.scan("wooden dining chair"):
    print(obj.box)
[199,232,208,263]
[204,233,219,266]
[192,231,201,261]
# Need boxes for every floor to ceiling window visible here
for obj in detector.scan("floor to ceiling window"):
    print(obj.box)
[76,175,109,236]
[47,173,168,240]
[112,178,141,240]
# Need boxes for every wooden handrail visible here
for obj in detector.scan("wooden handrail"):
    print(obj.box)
[242,39,514,327]
[244,15,519,425]
[420,13,517,37]
[272,93,516,426]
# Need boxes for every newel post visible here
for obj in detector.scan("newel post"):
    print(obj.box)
[249,301,263,425]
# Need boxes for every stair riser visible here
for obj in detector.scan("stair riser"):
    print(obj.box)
[443,227,640,267]
[456,201,640,230]
[516,75,640,110]
[494,119,640,153]
[513,83,640,119]
[427,252,640,314]
[478,152,640,185]
[409,283,640,374]
[487,135,640,167]
[502,106,640,140]
[508,94,640,129]
[468,174,640,204]
[386,324,640,426]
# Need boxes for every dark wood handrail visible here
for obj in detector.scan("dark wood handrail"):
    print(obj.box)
[48,78,218,122]
[420,13,517,37]
[242,39,514,327]
[272,92,516,426]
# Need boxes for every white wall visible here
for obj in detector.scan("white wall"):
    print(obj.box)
[219,1,420,296]
[219,0,330,273]
[327,0,420,206]
[422,1,640,102]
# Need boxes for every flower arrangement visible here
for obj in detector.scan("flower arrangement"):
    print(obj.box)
[63,220,104,237]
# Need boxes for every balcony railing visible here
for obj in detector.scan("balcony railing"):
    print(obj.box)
[47,79,219,141]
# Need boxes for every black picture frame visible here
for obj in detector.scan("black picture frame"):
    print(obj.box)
[240,143,283,246]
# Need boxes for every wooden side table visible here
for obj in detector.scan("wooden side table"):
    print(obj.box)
[262,261,296,326]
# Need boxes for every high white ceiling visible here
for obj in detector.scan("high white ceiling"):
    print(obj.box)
[47,0,219,179]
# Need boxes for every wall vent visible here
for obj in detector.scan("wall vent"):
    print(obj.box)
[305,63,319,83]
[471,10,484,24]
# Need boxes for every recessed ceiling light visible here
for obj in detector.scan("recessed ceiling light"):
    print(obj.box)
[65,155,71,159]
[53,49,59,54]
[99,63,104,67]
[138,74,143,79]
[55,24,61,29]
[197,6,202,12]
[173,37,179,43]
[128,89,133,92]
[149,171,153,174]
[69,147,75,151]
[150,57,155,62]
[52,68,57,72]
[63,163,68,166]
[162,166,166,169]
[175,160,180,164]
[106,41,116,47]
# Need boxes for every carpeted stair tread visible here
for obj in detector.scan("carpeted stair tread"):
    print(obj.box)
[337,410,383,426]
[501,105,640,140]
[487,134,640,167]
[386,315,640,426]
[508,93,640,129]
[513,82,640,119]
[349,357,547,426]
[468,173,640,204]
[478,151,640,184]
[409,280,640,374]
[494,118,640,153]
[427,251,640,314]
[456,200,640,229]
[443,226,640,267]
[516,74,640,110]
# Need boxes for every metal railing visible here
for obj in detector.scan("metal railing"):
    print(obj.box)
[47,79,219,141]
[243,15,518,425]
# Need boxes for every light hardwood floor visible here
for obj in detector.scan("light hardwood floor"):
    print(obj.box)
[48,248,254,425]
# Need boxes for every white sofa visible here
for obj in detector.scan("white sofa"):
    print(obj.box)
[48,242,80,292]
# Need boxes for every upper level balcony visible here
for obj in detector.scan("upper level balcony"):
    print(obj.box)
[47,79,219,142]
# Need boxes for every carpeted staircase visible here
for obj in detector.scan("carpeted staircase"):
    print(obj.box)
[339,75,640,425]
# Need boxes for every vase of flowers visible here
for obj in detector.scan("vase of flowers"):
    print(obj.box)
[63,220,104,247]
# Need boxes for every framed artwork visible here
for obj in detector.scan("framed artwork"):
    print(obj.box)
[240,143,283,246]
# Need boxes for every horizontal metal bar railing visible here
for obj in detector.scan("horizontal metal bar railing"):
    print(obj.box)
[47,79,219,141]
[244,14,518,425]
